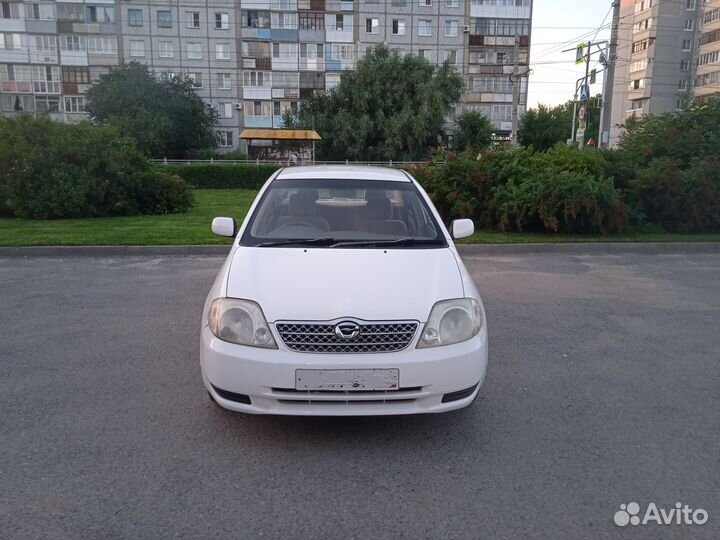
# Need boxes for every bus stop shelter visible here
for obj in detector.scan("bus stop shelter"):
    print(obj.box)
[239,129,321,163]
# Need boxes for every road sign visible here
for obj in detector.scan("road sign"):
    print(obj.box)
[580,84,590,101]
[576,43,585,64]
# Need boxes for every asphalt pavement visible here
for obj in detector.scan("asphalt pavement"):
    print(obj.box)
[1,253,718,540]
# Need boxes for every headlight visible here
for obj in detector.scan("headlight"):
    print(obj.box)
[207,298,277,349]
[417,298,483,348]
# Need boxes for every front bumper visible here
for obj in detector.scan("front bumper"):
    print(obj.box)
[200,324,488,416]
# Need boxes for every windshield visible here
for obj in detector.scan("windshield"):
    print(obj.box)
[240,178,446,248]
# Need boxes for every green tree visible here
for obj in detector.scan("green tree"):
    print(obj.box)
[286,45,463,161]
[0,115,194,218]
[519,97,601,151]
[85,62,217,158]
[451,111,494,155]
[617,98,720,232]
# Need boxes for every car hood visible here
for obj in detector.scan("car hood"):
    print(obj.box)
[225,246,464,322]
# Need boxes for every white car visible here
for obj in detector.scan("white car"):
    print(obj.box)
[200,166,488,415]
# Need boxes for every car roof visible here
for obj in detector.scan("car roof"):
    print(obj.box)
[274,165,411,182]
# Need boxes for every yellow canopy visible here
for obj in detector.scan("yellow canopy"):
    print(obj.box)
[239,129,321,141]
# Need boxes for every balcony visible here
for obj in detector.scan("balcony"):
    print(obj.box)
[244,115,273,128]
[242,57,272,70]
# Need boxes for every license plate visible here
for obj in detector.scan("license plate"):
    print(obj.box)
[295,369,399,391]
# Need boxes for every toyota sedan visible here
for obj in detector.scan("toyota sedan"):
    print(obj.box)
[200,166,488,415]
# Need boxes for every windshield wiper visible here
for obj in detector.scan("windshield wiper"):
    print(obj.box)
[255,237,337,248]
[329,238,443,248]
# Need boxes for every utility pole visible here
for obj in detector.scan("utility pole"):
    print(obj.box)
[599,0,621,148]
[511,35,520,144]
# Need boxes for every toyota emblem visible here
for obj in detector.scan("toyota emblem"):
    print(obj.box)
[334,322,360,340]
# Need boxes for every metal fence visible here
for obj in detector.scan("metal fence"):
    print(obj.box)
[153,158,428,167]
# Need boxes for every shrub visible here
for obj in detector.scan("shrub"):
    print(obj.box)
[162,163,281,189]
[0,115,194,219]
[493,170,628,234]
[629,157,720,233]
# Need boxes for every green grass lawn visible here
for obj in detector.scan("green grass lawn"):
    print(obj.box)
[1,189,719,246]
[0,190,254,246]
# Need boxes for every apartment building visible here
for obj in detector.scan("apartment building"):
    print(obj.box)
[0,0,534,154]
[465,0,531,135]
[696,0,720,100]
[609,0,702,146]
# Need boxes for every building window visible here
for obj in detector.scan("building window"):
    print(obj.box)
[300,43,323,59]
[634,0,654,14]
[86,36,116,54]
[445,49,457,64]
[157,10,171,28]
[129,40,145,57]
[392,19,406,36]
[274,101,281,116]
[62,66,90,83]
[680,59,690,71]
[686,0,695,9]
[684,19,694,31]
[678,79,688,91]
[217,73,231,89]
[0,32,22,49]
[633,18,653,33]
[127,9,143,27]
[215,12,229,29]
[632,39,652,53]
[188,72,202,88]
[628,78,646,91]
[335,14,343,31]
[272,12,298,29]
[300,12,324,30]
[629,58,648,72]
[331,44,353,61]
[57,4,84,22]
[64,96,85,113]
[366,18,379,34]
[217,103,232,119]
[85,6,114,24]
[418,20,432,37]
[447,0,459,7]
[26,3,56,20]
[215,43,230,60]
[681,39,692,51]
[158,41,174,58]
[419,0,432,6]
[242,10,271,28]
[34,35,57,55]
[418,49,429,59]
[186,11,200,28]
[186,42,202,59]
[35,95,61,112]
[445,20,459,37]
[218,131,233,147]
[243,71,270,87]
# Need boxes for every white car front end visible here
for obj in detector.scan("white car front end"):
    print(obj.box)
[200,166,488,416]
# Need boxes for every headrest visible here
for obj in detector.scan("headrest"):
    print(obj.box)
[288,190,318,215]
[366,198,392,220]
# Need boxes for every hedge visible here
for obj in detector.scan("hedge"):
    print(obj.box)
[161,163,282,189]
[0,115,194,219]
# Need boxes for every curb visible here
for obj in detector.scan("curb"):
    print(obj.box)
[0,243,718,257]
[456,242,720,255]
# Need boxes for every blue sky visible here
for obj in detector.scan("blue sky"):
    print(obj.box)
[528,1,614,108]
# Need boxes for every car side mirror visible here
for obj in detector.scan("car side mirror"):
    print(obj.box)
[451,219,474,240]
[212,217,237,237]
